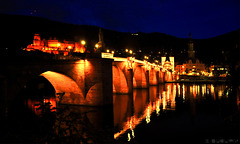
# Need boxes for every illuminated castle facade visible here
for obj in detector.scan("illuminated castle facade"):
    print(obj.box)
[24,34,86,55]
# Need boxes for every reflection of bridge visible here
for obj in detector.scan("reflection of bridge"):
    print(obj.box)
[0,54,174,107]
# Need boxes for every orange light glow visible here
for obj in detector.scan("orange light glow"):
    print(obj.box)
[81,40,86,45]
[114,84,177,140]
[40,71,84,105]
[95,44,99,48]
[129,50,133,54]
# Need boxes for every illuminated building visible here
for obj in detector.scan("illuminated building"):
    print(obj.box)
[24,34,86,55]
[161,55,174,72]
[175,33,206,75]
[209,65,229,77]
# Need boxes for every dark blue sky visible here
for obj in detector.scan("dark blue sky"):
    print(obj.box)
[1,0,240,39]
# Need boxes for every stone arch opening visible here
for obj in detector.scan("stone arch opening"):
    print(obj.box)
[41,71,84,104]
[112,66,129,94]
[133,66,148,88]
[24,75,56,99]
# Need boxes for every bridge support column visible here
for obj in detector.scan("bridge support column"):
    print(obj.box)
[146,70,149,88]
[125,69,133,94]
[84,58,113,106]
[159,71,164,83]
[149,68,158,85]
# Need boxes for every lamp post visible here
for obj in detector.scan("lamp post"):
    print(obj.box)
[81,40,86,45]
[80,40,86,53]
[129,50,133,55]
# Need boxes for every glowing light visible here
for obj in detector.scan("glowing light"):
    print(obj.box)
[57,43,61,47]
[156,100,160,116]
[128,133,131,141]
[218,90,223,97]
[132,130,135,138]
[68,45,72,49]
[106,49,110,53]
[129,50,133,54]
[125,49,129,52]
[81,40,86,45]
[146,105,151,124]
[111,51,115,54]
[183,84,185,100]
[178,84,180,96]
[101,52,114,58]
[95,44,99,48]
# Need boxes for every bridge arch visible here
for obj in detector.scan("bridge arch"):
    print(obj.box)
[133,66,148,88]
[112,65,129,94]
[41,71,84,104]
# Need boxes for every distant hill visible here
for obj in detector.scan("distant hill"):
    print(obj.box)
[1,14,239,65]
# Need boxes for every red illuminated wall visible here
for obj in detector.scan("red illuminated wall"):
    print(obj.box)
[24,34,85,55]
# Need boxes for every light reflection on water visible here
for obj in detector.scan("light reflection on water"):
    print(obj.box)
[22,83,237,143]
[27,97,56,115]
[113,83,232,140]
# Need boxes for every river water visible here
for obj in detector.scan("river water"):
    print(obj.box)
[1,83,240,143]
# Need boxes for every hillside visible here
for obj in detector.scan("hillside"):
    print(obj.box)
[1,14,239,65]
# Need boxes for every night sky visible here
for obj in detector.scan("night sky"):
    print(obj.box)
[1,0,240,39]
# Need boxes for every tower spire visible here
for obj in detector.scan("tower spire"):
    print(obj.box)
[96,28,105,52]
[187,33,195,61]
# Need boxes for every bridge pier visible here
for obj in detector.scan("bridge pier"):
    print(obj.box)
[149,68,159,85]
[159,71,164,83]
[125,69,133,94]
[1,57,114,107]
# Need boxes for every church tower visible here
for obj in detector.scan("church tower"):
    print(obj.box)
[187,33,195,61]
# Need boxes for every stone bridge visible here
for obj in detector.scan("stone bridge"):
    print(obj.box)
[0,54,174,107]
[112,57,173,94]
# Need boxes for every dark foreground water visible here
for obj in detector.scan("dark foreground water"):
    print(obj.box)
[1,83,240,143]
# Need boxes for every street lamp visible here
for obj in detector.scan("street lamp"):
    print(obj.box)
[81,40,86,45]
[129,50,133,54]
[95,44,99,48]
